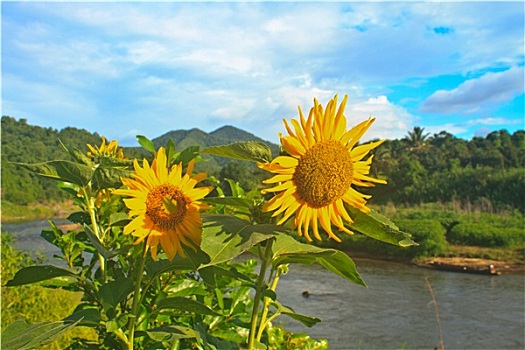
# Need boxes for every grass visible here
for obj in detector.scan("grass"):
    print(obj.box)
[1,200,76,223]
[1,232,96,348]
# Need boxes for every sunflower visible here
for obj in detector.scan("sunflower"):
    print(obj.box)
[87,137,125,159]
[114,147,212,260]
[259,94,386,242]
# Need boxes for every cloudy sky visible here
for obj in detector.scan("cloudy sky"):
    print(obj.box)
[2,1,524,146]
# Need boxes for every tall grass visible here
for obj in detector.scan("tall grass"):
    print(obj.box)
[1,232,96,349]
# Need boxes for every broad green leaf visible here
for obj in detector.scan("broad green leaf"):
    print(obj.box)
[58,139,92,166]
[84,224,112,259]
[203,196,254,209]
[67,211,91,225]
[200,215,282,267]
[98,278,134,309]
[198,265,253,288]
[274,302,321,327]
[145,255,202,279]
[109,212,130,227]
[40,220,64,247]
[174,146,200,166]
[63,306,101,327]
[271,234,365,287]
[14,160,93,186]
[225,178,245,197]
[345,206,418,247]
[57,181,80,196]
[202,141,272,163]
[92,166,131,190]
[153,297,223,317]
[5,265,78,286]
[166,139,177,164]
[137,325,199,342]
[137,135,155,153]
[1,318,81,350]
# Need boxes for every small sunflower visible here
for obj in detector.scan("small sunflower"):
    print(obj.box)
[114,147,212,260]
[259,94,386,242]
[87,137,125,159]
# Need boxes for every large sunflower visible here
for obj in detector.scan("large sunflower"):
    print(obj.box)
[259,94,386,242]
[114,147,212,260]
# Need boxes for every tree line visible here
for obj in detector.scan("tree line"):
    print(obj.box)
[2,116,524,212]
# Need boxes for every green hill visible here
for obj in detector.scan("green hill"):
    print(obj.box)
[2,116,524,212]
[1,116,278,204]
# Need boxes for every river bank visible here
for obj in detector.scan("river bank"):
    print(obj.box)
[3,203,524,276]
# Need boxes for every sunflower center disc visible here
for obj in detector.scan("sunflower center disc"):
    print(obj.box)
[294,140,354,208]
[146,184,188,230]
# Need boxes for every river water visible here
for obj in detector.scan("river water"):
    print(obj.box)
[3,220,524,349]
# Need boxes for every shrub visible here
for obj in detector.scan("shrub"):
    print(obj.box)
[395,219,447,258]
[448,223,524,248]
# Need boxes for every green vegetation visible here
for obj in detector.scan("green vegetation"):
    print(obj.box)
[3,117,523,213]
[1,232,96,349]
[2,118,523,262]
[328,203,524,264]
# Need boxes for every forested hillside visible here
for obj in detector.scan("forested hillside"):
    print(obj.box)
[2,116,524,212]
[366,128,525,212]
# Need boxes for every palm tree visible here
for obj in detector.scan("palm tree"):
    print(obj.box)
[405,126,430,150]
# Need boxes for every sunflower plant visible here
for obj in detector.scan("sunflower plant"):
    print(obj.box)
[3,94,416,350]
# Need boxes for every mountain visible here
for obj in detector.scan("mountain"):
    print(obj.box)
[0,117,278,204]
[149,125,280,171]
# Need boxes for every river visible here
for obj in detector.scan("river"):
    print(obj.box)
[3,220,524,349]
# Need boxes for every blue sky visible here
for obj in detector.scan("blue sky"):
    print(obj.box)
[2,1,524,146]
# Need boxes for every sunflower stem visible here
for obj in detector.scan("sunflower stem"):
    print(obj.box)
[128,242,148,350]
[85,188,107,282]
[256,264,285,342]
[247,238,274,350]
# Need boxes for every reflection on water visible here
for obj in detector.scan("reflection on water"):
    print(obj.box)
[3,220,524,349]
[276,259,525,350]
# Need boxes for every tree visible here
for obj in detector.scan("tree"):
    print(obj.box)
[405,126,430,151]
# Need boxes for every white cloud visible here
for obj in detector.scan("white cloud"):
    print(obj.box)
[421,66,524,114]
[346,96,415,140]
[424,123,468,136]
[3,2,523,145]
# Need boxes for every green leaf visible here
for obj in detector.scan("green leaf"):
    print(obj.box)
[83,224,112,259]
[63,306,101,327]
[177,145,201,165]
[57,181,80,196]
[92,166,131,190]
[58,139,92,166]
[5,265,78,286]
[98,278,134,309]
[198,265,253,288]
[1,318,81,350]
[202,141,272,163]
[271,234,365,287]
[109,212,130,227]
[200,215,282,267]
[280,306,321,328]
[137,135,156,153]
[153,297,223,317]
[138,325,200,342]
[14,160,93,186]
[345,206,418,247]
[203,196,254,209]
[145,255,202,279]
[165,139,177,164]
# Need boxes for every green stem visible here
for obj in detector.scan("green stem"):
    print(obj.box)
[256,265,285,341]
[247,239,274,350]
[128,242,148,350]
[85,192,107,282]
